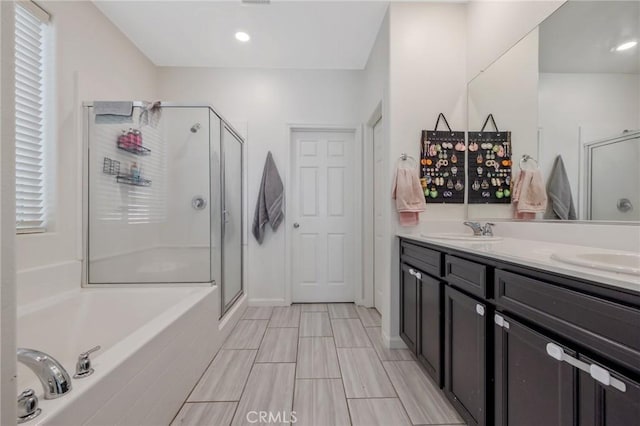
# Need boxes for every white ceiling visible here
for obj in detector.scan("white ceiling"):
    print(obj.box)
[539,1,640,74]
[94,1,390,69]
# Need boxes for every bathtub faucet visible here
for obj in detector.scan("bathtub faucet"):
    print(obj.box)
[17,348,72,399]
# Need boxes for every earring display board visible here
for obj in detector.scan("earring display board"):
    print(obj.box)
[467,114,512,204]
[420,113,466,204]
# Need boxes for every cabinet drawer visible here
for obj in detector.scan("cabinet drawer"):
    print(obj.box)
[401,240,442,277]
[445,255,487,298]
[495,269,640,374]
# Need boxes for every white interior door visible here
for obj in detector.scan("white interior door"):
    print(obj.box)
[372,118,384,312]
[291,129,355,302]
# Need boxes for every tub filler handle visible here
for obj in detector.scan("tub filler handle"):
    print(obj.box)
[74,345,101,379]
[17,389,41,423]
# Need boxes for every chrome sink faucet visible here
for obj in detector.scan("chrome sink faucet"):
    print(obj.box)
[464,221,495,237]
[17,348,72,399]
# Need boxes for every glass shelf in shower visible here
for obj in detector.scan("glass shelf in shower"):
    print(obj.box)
[117,141,151,156]
[116,174,152,187]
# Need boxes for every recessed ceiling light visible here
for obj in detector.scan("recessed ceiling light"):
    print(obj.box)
[616,40,637,52]
[235,32,250,42]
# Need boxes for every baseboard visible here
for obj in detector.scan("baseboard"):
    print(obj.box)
[382,328,408,350]
[248,298,289,307]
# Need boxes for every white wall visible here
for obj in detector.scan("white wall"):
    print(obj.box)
[539,72,640,216]
[16,1,158,282]
[0,2,17,423]
[158,67,363,305]
[466,0,565,80]
[467,29,540,219]
[386,2,468,344]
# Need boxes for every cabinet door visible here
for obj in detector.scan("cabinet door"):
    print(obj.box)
[444,286,487,426]
[579,355,640,426]
[418,273,442,386]
[400,262,419,352]
[494,313,576,426]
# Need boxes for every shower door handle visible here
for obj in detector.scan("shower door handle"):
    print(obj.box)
[293,223,300,229]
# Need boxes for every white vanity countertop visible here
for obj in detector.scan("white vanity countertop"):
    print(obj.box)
[397,232,640,295]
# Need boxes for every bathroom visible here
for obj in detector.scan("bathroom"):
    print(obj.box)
[0,0,638,425]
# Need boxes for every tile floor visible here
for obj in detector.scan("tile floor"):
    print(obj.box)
[171,303,465,426]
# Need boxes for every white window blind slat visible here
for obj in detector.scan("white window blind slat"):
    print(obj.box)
[15,3,47,232]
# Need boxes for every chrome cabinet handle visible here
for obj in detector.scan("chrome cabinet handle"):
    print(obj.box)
[494,314,510,329]
[475,304,485,316]
[408,268,421,279]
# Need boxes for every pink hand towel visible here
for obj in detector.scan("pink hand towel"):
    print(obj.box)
[512,169,547,219]
[392,166,427,227]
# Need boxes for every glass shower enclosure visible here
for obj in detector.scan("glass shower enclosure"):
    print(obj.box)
[82,102,243,315]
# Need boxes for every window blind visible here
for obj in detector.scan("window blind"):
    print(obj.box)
[15,2,49,232]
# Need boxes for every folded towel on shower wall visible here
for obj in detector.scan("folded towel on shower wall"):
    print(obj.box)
[392,164,427,227]
[252,151,284,244]
[93,101,133,124]
[512,169,547,219]
[544,155,577,220]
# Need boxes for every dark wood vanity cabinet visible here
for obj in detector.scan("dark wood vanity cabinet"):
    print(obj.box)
[494,313,576,426]
[400,262,419,353]
[399,237,640,426]
[444,285,487,426]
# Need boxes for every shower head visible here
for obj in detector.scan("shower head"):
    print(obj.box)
[190,123,201,133]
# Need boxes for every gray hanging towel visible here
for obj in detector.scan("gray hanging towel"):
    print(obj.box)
[93,101,133,124]
[544,155,577,220]
[252,151,284,244]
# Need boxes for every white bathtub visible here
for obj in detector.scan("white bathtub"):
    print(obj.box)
[17,285,245,425]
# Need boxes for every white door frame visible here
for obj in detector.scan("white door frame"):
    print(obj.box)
[285,123,363,306]
[362,104,382,309]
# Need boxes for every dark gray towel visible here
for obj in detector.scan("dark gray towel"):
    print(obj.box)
[94,101,133,124]
[544,155,577,220]
[252,152,284,244]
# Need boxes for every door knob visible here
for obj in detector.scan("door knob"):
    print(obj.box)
[192,196,207,210]
[293,223,300,229]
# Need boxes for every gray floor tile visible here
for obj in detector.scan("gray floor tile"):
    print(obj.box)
[337,347,396,398]
[232,363,296,426]
[384,360,464,425]
[356,306,382,327]
[256,328,298,363]
[300,312,332,337]
[171,402,237,426]
[348,398,412,426]
[269,306,302,327]
[332,318,372,348]
[328,303,359,319]
[296,337,341,379]
[298,303,328,312]
[189,350,257,402]
[242,306,274,320]
[223,320,268,349]
[293,379,350,426]
[365,327,415,361]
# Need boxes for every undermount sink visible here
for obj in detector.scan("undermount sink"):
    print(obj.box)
[421,233,503,242]
[551,252,640,276]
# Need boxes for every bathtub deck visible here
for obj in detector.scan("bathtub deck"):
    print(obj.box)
[171,303,466,426]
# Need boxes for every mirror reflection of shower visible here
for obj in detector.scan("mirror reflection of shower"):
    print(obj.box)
[190,123,201,133]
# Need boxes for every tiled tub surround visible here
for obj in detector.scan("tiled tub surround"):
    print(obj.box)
[16,286,246,425]
[172,304,466,426]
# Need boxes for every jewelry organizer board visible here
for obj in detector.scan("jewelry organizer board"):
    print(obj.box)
[467,114,512,204]
[420,114,466,204]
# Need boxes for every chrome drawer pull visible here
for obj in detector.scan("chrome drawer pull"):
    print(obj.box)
[546,343,590,372]
[475,304,485,316]
[494,314,509,329]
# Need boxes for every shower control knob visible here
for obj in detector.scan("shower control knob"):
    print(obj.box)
[617,198,633,213]
[74,345,101,379]
[293,223,300,229]
[192,196,208,210]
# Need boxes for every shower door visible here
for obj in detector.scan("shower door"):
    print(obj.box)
[221,124,244,314]
[87,106,213,284]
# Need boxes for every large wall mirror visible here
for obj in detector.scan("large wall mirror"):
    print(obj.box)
[467,0,639,223]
